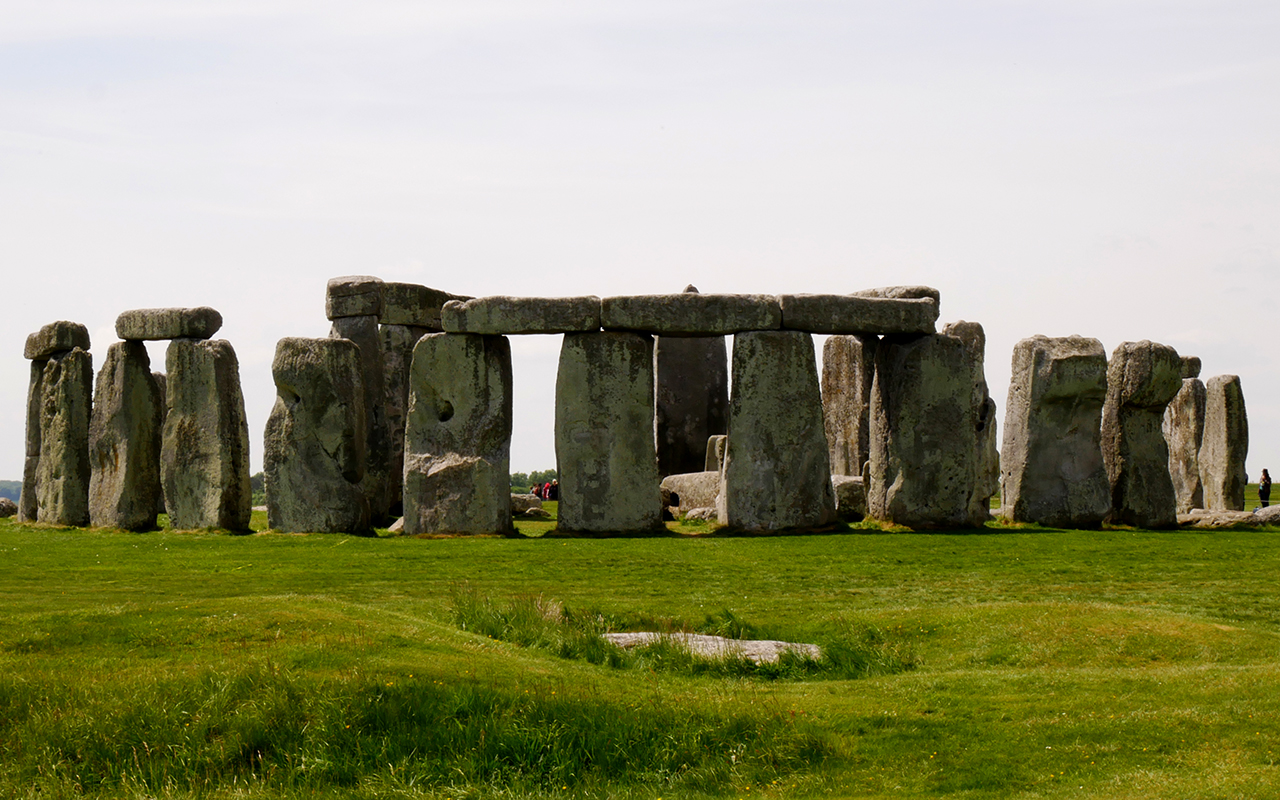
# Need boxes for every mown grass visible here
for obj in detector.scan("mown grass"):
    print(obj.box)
[5,515,1280,797]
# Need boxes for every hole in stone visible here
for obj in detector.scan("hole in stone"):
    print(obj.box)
[438,401,454,422]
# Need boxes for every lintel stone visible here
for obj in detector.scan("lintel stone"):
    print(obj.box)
[326,275,384,319]
[601,294,781,335]
[442,296,601,334]
[115,307,223,341]
[25,321,90,360]
[779,294,938,335]
[380,282,471,329]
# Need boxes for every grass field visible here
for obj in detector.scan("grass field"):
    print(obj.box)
[4,501,1280,799]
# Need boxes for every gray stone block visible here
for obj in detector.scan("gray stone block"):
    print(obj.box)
[25,321,90,360]
[556,332,663,534]
[162,339,252,530]
[1000,335,1111,528]
[264,337,370,533]
[1101,340,1182,528]
[719,331,835,531]
[1180,356,1202,379]
[330,316,391,523]
[326,275,384,319]
[660,471,721,513]
[89,342,163,530]
[19,361,44,522]
[822,335,878,477]
[115,307,222,341]
[853,285,941,303]
[832,475,866,521]
[1163,377,1206,513]
[601,294,781,335]
[404,333,513,535]
[36,349,93,526]
[381,324,431,516]
[655,289,728,476]
[779,294,938,335]
[151,372,169,517]
[442,296,601,335]
[705,434,727,473]
[380,282,471,328]
[943,321,1001,522]
[1200,374,1248,512]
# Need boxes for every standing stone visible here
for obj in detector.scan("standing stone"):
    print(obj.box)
[36,349,93,526]
[19,360,45,522]
[330,316,391,524]
[404,333,513,535]
[867,333,985,529]
[705,435,727,473]
[942,321,1000,521]
[1163,368,1206,513]
[151,372,169,517]
[1200,375,1248,511]
[264,337,370,533]
[822,335,878,477]
[1000,336,1111,528]
[718,331,835,531]
[654,286,728,477]
[162,339,252,530]
[382,324,431,516]
[1101,341,1182,528]
[556,332,663,534]
[89,342,164,530]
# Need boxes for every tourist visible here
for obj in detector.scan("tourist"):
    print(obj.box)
[1260,469,1271,508]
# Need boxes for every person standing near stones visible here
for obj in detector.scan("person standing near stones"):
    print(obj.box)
[1260,469,1271,508]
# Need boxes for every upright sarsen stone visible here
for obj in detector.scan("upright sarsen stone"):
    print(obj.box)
[1200,375,1248,511]
[382,324,431,516]
[822,334,878,477]
[162,339,252,530]
[330,315,391,523]
[1163,374,1206,513]
[1000,336,1110,527]
[265,337,369,533]
[867,333,985,529]
[404,333,513,535]
[36,348,93,526]
[556,332,663,534]
[1101,340,1182,528]
[19,360,44,522]
[943,321,1000,522]
[89,342,163,530]
[719,331,835,531]
[654,286,728,477]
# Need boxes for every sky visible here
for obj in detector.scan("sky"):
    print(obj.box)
[2,1,1278,486]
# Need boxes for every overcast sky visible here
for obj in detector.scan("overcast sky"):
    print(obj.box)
[3,1,1277,487]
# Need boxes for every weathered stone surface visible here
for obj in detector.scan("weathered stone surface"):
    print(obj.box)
[326,275,384,319]
[831,475,866,521]
[151,372,169,516]
[779,294,938,335]
[1101,340,1182,528]
[718,331,835,531]
[25,321,90,360]
[867,333,985,529]
[601,294,781,335]
[1163,377,1206,513]
[1000,336,1111,528]
[854,285,941,303]
[705,435,727,472]
[115,307,222,341]
[381,324,431,516]
[943,321,1001,522]
[380,283,471,329]
[822,335,878,477]
[684,507,717,521]
[18,456,39,523]
[162,339,252,530]
[0,498,15,517]
[19,360,45,522]
[1255,505,1280,524]
[660,471,720,513]
[89,342,163,530]
[330,316,391,523]
[442,296,600,335]
[655,288,728,476]
[36,349,93,526]
[1178,509,1257,529]
[1200,374,1248,512]
[511,494,543,513]
[404,333,513,535]
[1180,356,1202,379]
[264,337,370,534]
[556,332,663,534]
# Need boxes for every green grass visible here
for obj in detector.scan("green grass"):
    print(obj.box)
[5,516,1280,798]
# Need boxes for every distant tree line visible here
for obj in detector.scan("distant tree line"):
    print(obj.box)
[509,469,557,491]
[0,480,19,503]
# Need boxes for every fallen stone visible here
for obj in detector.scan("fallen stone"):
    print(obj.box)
[387,516,404,534]
[162,339,252,530]
[705,435,727,473]
[779,294,938,335]
[683,507,718,522]
[1178,509,1257,529]
[719,331,835,531]
[404,333,513,535]
[264,337,371,534]
[326,275,384,319]
[1200,374,1248,511]
[556,332,663,534]
[601,294,781,335]
[601,632,820,664]
[25,321,90,360]
[1163,376,1206,513]
[331,316,391,523]
[1254,505,1280,524]
[0,498,16,518]
[660,471,720,513]
[1101,340,1182,528]
[115,307,222,341]
[517,507,552,519]
[511,493,543,513]
[655,288,728,476]
[831,475,866,521]
[442,296,601,335]
[36,348,93,526]
[380,282,471,328]
[822,335,878,477]
[1000,336,1111,528]
[89,342,164,530]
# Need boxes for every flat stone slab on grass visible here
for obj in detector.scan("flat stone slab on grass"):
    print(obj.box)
[380,282,471,329]
[601,294,781,335]
[115,307,223,341]
[1178,509,1259,529]
[602,632,821,664]
[442,296,601,334]
[778,294,938,335]
[25,321,90,360]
